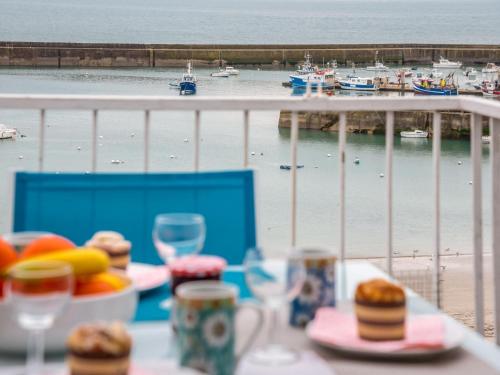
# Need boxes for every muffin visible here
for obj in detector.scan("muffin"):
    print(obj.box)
[86,231,131,270]
[67,321,132,375]
[355,278,406,341]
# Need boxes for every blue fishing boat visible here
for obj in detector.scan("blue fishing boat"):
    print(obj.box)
[179,61,197,95]
[339,76,379,91]
[289,71,335,90]
[412,77,458,96]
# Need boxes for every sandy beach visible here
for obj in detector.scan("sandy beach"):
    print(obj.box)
[369,254,495,338]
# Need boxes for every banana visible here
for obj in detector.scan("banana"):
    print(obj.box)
[7,248,110,276]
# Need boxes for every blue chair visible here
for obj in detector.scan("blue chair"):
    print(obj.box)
[13,171,256,265]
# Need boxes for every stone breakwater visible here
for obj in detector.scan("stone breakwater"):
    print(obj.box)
[278,110,489,139]
[0,42,499,68]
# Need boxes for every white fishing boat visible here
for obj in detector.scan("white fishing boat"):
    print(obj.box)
[400,130,428,138]
[482,63,499,74]
[210,69,230,77]
[339,76,379,91]
[482,136,491,144]
[433,57,462,69]
[295,53,317,75]
[0,124,17,139]
[366,61,389,71]
[224,66,239,75]
[481,80,500,97]
[463,67,478,80]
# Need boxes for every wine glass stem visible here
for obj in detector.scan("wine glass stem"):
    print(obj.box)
[267,305,279,346]
[27,329,45,375]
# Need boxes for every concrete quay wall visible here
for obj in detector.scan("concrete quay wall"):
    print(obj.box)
[278,110,490,139]
[0,42,499,68]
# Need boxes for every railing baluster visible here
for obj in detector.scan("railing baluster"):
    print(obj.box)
[194,110,200,171]
[290,111,298,247]
[490,117,500,346]
[339,112,346,263]
[38,109,45,171]
[471,113,484,335]
[91,110,98,172]
[339,112,347,302]
[144,110,150,172]
[386,111,394,276]
[243,110,249,168]
[432,111,441,308]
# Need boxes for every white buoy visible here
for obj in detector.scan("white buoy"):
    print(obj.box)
[130,133,135,137]
[169,155,175,159]
[379,173,385,178]
[327,153,332,157]
[99,135,104,139]
[354,158,360,164]
[184,138,189,143]
[458,161,462,165]
[469,181,473,185]
[251,151,255,156]
[18,155,23,159]
[76,146,81,151]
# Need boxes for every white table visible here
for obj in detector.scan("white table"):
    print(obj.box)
[1,261,500,374]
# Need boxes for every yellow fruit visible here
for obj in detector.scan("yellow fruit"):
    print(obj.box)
[7,248,109,276]
[93,273,127,291]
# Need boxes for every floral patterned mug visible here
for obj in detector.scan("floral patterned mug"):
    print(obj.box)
[175,281,263,375]
[289,248,337,327]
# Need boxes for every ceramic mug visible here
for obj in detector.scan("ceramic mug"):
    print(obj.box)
[289,247,337,327]
[175,281,263,375]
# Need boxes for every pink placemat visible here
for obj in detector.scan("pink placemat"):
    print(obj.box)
[308,308,445,352]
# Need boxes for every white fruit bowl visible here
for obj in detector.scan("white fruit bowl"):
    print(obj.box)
[0,272,137,353]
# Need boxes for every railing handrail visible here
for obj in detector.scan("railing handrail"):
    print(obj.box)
[0,94,499,119]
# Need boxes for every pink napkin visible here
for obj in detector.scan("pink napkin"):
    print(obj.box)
[308,308,445,352]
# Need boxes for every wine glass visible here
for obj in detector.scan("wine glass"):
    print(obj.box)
[152,213,206,264]
[5,260,72,375]
[244,248,306,365]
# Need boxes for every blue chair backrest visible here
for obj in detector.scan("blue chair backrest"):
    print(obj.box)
[13,171,256,265]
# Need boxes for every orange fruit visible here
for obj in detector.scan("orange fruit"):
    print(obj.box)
[0,237,18,270]
[20,235,75,259]
[73,274,118,297]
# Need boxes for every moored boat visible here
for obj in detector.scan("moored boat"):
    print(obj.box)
[433,57,462,69]
[481,80,500,97]
[400,130,428,138]
[289,70,335,90]
[179,61,197,95]
[412,76,458,96]
[482,136,491,144]
[224,66,239,75]
[463,67,478,82]
[211,69,230,77]
[366,61,389,71]
[295,53,317,75]
[0,124,17,139]
[482,63,499,74]
[339,76,379,91]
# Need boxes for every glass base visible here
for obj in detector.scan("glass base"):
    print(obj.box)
[248,344,300,366]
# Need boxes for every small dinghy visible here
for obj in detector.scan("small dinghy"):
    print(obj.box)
[280,164,304,170]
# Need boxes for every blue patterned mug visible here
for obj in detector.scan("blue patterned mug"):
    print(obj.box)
[289,248,337,327]
[175,281,263,375]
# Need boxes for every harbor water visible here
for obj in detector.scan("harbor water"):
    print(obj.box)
[1,0,499,44]
[0,67,493,258]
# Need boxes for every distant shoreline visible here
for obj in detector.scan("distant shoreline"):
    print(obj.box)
[1,42,499,68]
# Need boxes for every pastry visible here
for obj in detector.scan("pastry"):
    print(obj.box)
[355,278,406,341]
[67,321,132,375]
[85,231,131,270]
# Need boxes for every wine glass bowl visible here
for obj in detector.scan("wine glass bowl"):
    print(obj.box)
[152,213,206,263]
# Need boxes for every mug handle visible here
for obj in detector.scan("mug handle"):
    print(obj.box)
[235,302,264,362]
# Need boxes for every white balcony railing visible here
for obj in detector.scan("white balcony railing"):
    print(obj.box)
[1,94,500,344]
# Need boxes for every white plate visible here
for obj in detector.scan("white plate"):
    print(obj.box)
[306,316,464,359]
[127,263,169,293]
